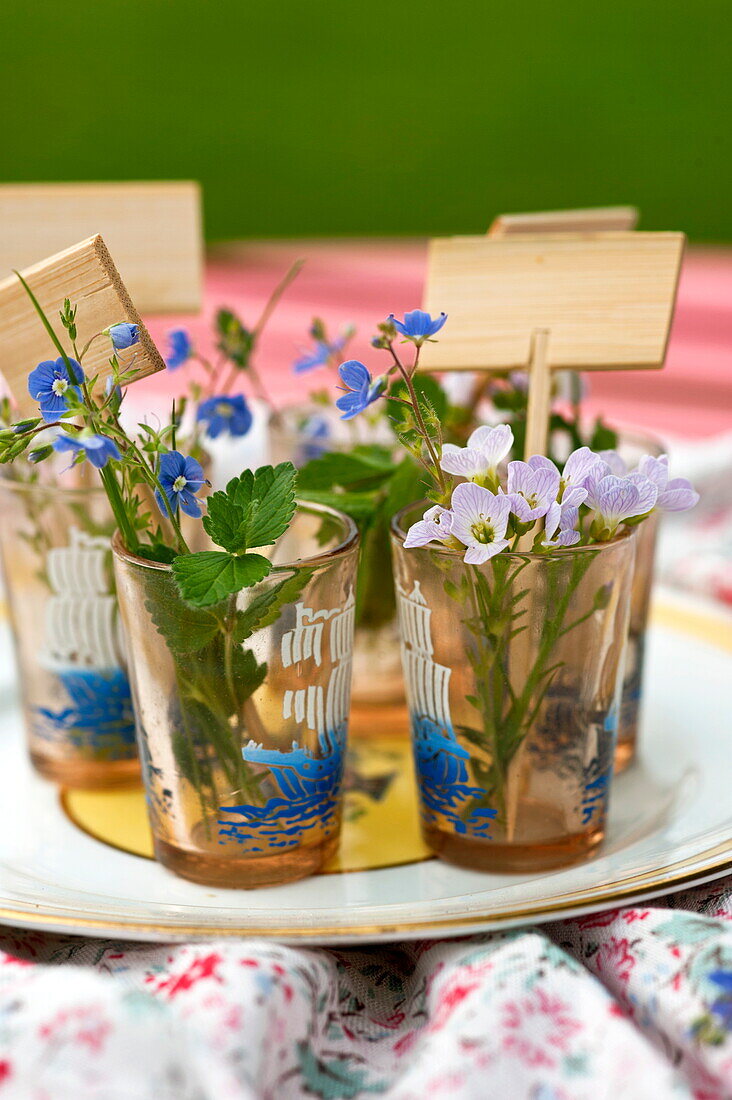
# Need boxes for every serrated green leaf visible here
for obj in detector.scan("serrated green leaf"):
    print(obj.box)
[144,587,219,655]
[232,568,314,644]
[202,490,249,553]
[172,551,271,608]
[244,462,297,548]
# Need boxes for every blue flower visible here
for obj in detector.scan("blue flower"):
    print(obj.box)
[155,451,207,518]
[107,323,139,350]
[196,395,253,439]
[293,342,331,374]
[389,309,447,344]
[165,329,192,370]
[335,360,387,420]
[53,431,121,469]
[27,357,84,422]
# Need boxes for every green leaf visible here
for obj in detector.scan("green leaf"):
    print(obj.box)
[297,447,394,492]
[172,551,271,608]
[232,568,314,643]
[297,487,382,523]
[144,589,220,656]
[202,490,249,553]
[229,462,297,548]
[135,542,178,565]
[229,646,268,708]
[215,308,254,367]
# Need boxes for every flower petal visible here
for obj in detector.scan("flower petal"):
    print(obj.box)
[338,360,370,392]
[467,424,514,467]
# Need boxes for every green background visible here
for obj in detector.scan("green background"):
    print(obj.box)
[3,1,729,241]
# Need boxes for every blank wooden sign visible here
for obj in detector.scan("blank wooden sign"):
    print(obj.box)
[487,205,639,237]
[0,234,166,418]
[0,182,203,313]
[420,232,685,373]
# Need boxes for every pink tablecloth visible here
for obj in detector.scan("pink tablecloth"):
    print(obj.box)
[140,240,732,440]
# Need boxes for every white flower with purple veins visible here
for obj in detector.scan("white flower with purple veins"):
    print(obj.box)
[588,474,659,537]
[542,500,582,547]
[440,424,514,483]
[505,457,561,522]
[404,505,454,549]
[635,454,700,512]
[449,482,512,564]
[598,449,628,476]
[562,446,609,492]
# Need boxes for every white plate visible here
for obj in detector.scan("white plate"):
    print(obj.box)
[0,592,730,944]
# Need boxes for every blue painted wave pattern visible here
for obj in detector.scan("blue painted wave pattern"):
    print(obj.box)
[217,725,346,851]
[33,668,137,760]
[412,715,497,838]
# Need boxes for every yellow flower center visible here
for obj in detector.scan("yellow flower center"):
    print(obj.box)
[470,519,495,544]
[172,475,187,492]
[52,378,69,396]
[215,402,234,417]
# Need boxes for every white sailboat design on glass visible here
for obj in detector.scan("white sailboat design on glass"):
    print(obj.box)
[34,528,136,757]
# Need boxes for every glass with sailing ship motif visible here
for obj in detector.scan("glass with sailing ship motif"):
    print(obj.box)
[0,471,139,787]
[391,504,636,873]
[112,502,359,887]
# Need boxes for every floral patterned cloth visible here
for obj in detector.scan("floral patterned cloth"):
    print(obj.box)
[0,877,731,1098]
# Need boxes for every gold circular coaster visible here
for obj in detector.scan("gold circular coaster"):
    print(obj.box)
[62,735,431,874]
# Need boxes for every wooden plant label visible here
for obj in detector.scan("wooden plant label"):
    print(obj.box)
[0,234,166,418]
[488,205,639,237]
[0,182,203,313]
[420,230,685,457]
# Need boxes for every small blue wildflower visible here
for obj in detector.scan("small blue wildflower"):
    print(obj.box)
[53,431,121,469]
[389,309,447,345]
[293,342,331,374]
[299,415,331,462]
[335,360,387,420]
[155,451,207,518]
[197,394,253,439]
[106,323,139,350]
[165,329,192,370]
[27,358,84,422]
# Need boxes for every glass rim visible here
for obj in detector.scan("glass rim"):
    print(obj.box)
[111,498,360,573]
[390,500,636,561]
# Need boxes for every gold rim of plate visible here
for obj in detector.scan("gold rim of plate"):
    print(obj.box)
[1,597,731,939]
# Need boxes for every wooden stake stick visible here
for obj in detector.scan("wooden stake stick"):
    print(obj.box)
[523,329,552,459]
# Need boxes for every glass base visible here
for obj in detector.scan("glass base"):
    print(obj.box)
[31,751,140,790]
[614,734,636,774]
[154,831,339,888]
[423,820,605,873]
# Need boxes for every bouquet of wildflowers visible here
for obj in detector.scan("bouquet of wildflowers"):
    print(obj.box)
[327,310,699,822]
[0,277,306,818]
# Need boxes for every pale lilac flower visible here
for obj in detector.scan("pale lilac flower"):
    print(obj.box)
[542,501,581,548]
[404,505,454,549]
[449,482,511,565]
[562,446,608,494]
[505,458,561,522]
[598,449,628,476]
[636,454,700,512]
[625,471,663,515]
[588,474,658,537]
[440,424,514,483]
